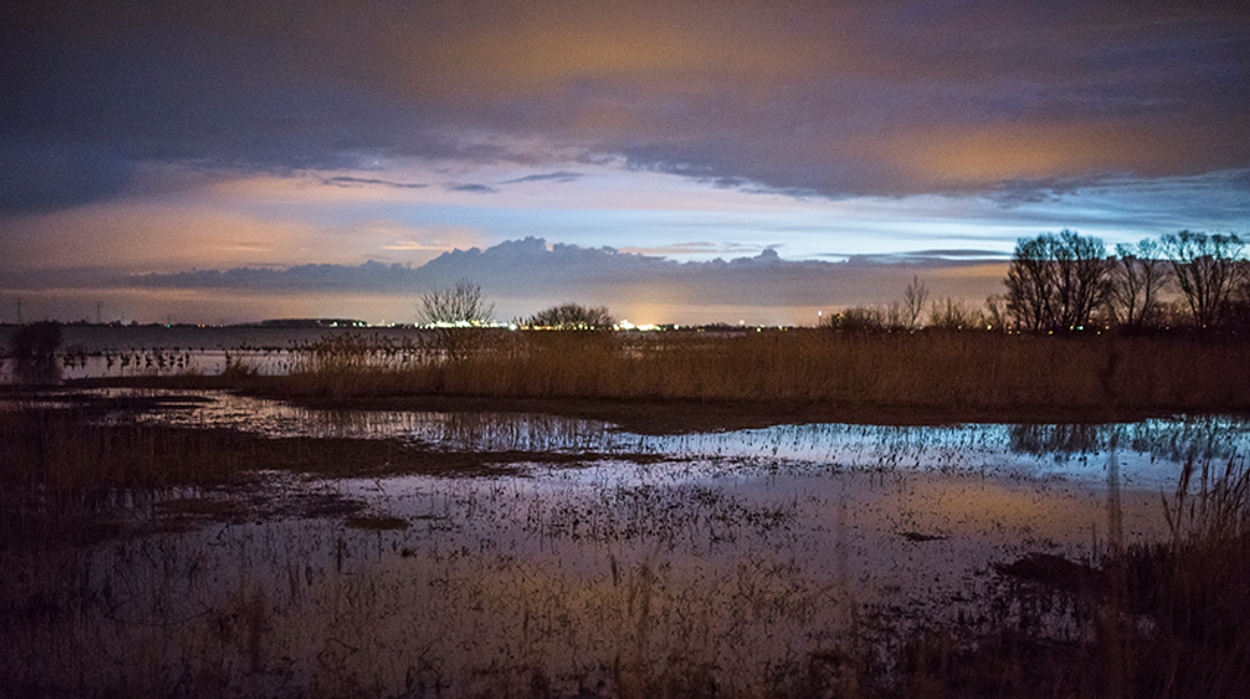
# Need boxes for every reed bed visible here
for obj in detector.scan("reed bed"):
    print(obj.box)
[275,329,1250,419]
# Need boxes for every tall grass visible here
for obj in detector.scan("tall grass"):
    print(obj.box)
[1119,454,1250,698]
[275,329,1250,417]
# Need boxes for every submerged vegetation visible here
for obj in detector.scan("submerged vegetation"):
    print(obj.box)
[1,394,1246,697]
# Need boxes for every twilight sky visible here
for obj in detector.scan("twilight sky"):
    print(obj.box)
[2,1,1248,325]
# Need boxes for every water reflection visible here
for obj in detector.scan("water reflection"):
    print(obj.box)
[62,388,1250,489]
[6,388,1247,696]
[1010,419,1247,463]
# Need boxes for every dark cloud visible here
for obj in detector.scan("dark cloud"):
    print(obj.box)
[500,171,583,184]
[322,176,428,190]
[447,184,498,194]
[2,0,1246,212]
[0,137,133,213]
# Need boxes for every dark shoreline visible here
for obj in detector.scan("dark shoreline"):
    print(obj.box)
[15,374,1244,435]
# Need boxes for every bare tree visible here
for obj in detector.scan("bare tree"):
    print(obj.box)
[525,303,615,329]
[1160,230,1246,328]
[902,276,929,329]
[1005,230,1113,331]
[1005,234,1057,331]
[1232,260,1250,328]
[8,321,62,384]
[929,297,982,330]
[1052,230,1114,329]
[417,279,495,326]
[883,302,907,330]
[1108,239,1170,327]
[984,294,1009,331]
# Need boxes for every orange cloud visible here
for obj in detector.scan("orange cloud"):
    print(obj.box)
[1,201,485,273]
[870,120,1201,188]
[375,2,834,103]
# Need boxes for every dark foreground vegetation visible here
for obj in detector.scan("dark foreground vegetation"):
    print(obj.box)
[1,395,1247,697]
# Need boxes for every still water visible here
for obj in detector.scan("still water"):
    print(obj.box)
[4,389,1247,696]
[72,387,1250,488]
[0,324,440,381]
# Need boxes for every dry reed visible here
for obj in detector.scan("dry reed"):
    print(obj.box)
[274,329,1250,419]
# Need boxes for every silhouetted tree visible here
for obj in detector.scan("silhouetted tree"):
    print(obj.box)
[1052,230,1114,328]
[824,306,885,333]
[929,297,982,330]
[1005,230,1113,331]
[1108,239,1171,327]
[525,303,615,329]
[984,294,1009,331]
[902,276,928,329]
[1005,235,1056,331]
[1160,230,1246,328]
[883,301,907,330]
[8,321,62,384]
[1228,260,1250,329]
[417,279,494,326]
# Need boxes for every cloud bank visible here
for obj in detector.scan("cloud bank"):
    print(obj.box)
[122,237,1007,315]
[4,0,1247,212]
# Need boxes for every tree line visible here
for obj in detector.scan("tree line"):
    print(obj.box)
[1003,229,1247,332]
[417,229,1248,333]
[416,279,615,330]
[826,229,1248,333]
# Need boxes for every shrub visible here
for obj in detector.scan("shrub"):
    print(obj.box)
[7,321,62,384]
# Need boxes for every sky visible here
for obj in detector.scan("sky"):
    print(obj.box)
[2,0,1248,325]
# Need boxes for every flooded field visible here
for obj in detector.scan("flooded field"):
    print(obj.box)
[3,389,1246,696]
[0,324,441,381]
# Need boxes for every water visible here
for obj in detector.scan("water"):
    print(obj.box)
[50,387,1250,489]
[3,388,1245,695]
[0,324,439,381]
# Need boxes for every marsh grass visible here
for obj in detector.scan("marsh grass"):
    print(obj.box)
[271,329,1250,422]
[1117,454,1250,698]
[971,453,1250,699]
[0,405,547,547]
[3,390,1249,696]
[0,394,698,550]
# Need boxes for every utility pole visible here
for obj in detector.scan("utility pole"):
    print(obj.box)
[96,301,103,324]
